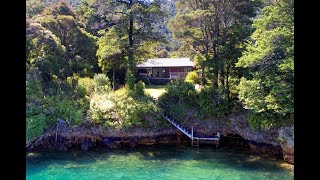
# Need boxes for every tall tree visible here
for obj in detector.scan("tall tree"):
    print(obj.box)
[33,1,99,77]
[96,27,127,91]
[96,0,165,90]
[26,19,67,82]
[27,0,45,19]
[76,0,114,36]
[169,0,259,87]
[236,0,294,119]
[168,0,212,85]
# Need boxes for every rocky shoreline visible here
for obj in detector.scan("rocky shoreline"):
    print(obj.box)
[27,112,294,165]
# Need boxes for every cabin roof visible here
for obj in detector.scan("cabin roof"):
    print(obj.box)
[137,58,194,68]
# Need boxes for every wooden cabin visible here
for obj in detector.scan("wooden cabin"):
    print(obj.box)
[137,58,195,82]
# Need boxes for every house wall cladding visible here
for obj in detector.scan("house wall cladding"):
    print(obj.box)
[169,67,184,72]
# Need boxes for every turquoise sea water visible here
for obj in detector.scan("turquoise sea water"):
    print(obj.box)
[26,146,293,180]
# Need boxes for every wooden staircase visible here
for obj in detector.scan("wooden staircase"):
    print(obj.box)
[156,99,220,147]
[162,114,220,147]
[162,114,192,138]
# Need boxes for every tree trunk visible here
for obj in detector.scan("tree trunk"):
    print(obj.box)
[212,0,221,89]
[201,66,205,85]
[127,13,135,90]
[213,41,219,88]
[112,67,115,91]
[202,48,210,85]
[226,65,230,103]
[220,66,225,87]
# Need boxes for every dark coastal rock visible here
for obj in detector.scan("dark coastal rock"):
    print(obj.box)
[279,126,294,164]
[27,113,294,165]
[187,112,293,163]
[102,137,124,148]
[108,141,123,149]
[219,134,250,150]
[58,144,68,151]
[102,138,113,146]
[81,140,93,152]
[247,141,282,156]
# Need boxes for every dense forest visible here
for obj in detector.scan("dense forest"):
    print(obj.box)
[26,0,294,145]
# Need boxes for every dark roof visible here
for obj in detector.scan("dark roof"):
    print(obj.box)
[137,58,194,68]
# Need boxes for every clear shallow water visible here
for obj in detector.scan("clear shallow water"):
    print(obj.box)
[26,146,293,180]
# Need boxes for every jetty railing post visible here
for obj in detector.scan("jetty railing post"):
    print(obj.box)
[192,126,193,140]
[191,126,193,146]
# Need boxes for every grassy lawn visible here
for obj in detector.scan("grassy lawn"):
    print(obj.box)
[145,85,167,99]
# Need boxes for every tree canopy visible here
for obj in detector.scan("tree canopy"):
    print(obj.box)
[236,0,294,118]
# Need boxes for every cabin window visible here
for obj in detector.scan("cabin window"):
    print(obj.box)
[137,68,152,78]
[184,67,192,72]
[152,68,169,78]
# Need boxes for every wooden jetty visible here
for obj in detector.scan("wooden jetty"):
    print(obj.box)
[162,114,220,147]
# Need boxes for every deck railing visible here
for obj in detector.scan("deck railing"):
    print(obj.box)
[169,72,188,79]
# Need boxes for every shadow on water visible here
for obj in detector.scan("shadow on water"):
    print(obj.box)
[26,149,109,176]
[115,145,290,174]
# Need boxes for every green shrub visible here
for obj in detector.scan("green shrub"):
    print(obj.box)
[89,89,161,128]
[247,112,289,130]
[134,81,145,96]
[46,78,75,96]
[126,70,136,91]
[160,79,197,105]
[26,113,47,144]
[26,78,44,103]
[137,75,150,85]
[185,71,199,84]
[93,73,111,93]
[78,77,94,95]
[159,80,232,119]
[158,79,198,121]
[165,103,193,122]
[67,73,79,89]
[43,94,86,126]
[89,94,115,124]
[198,86,229,118]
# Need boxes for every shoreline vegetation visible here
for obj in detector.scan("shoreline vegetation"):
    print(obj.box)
[26,0,294,166]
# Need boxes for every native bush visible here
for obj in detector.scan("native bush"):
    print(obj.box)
[158,79,199,122]
[42,94,87,126]
[93,73,111,93]
[89,93,115,124]
[26,113,47,144]
[89,88,161,128]
[165,103,193,123]
[247,111,293,130]
[185,71,199,84]
[137,75,150,85]
[160,79,197,105]
[78,77,95,95]
[134,81,145,96]
[26,76,43,103]
[27,74,89,128]
[198,86,229,118]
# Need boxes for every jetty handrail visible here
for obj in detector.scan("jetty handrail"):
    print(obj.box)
[162,114,192,138]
